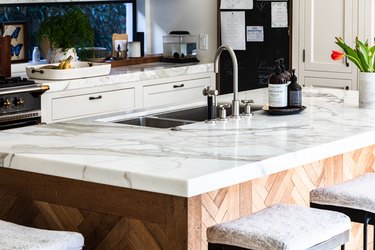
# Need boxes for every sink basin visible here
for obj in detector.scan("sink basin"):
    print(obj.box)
[114,116,193,128]
[156,106,208,121]
[155,103,263,121]
[110,103,263,129]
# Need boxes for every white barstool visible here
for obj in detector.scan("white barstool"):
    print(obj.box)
[310,173,375,250]
[0,219,84,250]
[207,204,350,250]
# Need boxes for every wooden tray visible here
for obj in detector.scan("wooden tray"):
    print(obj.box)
[26,61,111,80]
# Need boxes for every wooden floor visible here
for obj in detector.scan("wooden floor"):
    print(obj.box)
[0,145,374,249]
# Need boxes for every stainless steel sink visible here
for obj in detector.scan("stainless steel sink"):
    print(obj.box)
[114,116,194,128]
[155,103,263,121]
[156,106,208,121]
[111,103,263,129]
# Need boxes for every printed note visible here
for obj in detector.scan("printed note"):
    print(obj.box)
[247,26,264,42]
[220,0,253,9]
[271,2,288,28]
[221,11,246,50]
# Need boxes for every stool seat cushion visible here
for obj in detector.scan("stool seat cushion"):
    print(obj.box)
[310,173,375,214]
[206,204,350,250]
[0,220,84,250]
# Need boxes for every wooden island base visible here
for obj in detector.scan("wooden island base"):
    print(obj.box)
[0,145,374,250]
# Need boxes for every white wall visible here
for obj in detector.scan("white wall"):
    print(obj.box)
[137,0,217,63]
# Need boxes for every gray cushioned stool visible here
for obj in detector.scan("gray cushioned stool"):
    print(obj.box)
[0,219,84,250]
[207,204,350,250]
[310,173,375,250]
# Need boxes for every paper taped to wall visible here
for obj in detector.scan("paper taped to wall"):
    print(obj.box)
[220,11,246,50]
[247,26,264,42]
[220,0,253,9]
[271,2,288,28]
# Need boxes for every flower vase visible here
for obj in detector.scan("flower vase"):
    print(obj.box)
[358,72,375,109]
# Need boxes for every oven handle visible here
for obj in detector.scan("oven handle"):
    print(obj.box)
[0,85,49,95]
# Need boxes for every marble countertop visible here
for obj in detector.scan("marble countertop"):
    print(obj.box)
[14,62,213,92]
[0,87,374,197]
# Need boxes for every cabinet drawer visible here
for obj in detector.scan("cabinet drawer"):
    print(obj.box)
[304,77,352,90]
[51,88,135,121]
[143,78,210,108]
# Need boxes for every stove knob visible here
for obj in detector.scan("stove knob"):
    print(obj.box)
[2,99,11,108]
[13,97,25,107]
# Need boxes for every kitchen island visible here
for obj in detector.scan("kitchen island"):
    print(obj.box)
[0,87,374,249]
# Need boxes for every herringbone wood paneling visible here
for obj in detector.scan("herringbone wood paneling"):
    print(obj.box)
[0,145,374,249]
[199,145,375,250]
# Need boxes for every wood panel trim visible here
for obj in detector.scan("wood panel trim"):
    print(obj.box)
[0,168,167,224]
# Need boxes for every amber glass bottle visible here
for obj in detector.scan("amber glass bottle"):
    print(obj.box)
[280,58,291,84]
[268,60,288,109]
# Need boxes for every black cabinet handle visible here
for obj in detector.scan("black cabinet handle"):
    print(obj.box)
[173,84,184,88]
[89,95,102,100]
[345,56,349,67]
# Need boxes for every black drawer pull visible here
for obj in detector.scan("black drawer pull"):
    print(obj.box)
[89,95,102,100]
[173,84,184,88]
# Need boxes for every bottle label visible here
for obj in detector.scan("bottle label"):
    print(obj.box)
[288,90,302,107]
[268,83,288,107]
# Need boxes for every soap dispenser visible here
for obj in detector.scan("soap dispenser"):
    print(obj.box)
[288,69,302,108]
[280,58,291,84]
[268,59,288,109]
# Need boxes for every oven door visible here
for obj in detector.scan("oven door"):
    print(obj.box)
[0,110,41,130]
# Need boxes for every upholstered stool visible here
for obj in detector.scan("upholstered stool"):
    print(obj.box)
[0,219,84,250]
[207,204,350,250]
[310,173,375,250]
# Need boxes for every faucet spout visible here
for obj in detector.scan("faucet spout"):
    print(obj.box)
[214,45,240,118]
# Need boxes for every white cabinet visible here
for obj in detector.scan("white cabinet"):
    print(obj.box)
[142,73,212,108]
[41,71,214,123]
[295,0,358,89]
[358,1,375,48]
[42,85,136,123]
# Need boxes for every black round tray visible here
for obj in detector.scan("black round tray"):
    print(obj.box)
[262,105,306,115]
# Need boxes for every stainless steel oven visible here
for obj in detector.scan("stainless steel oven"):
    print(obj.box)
[0,76,49,130]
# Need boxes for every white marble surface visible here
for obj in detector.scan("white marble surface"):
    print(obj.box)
[14,62,213,92]
[0,87,374,197]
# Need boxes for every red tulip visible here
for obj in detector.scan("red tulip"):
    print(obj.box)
[331,50,345,60]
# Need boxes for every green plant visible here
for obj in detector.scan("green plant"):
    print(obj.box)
[331,37,375,72]
[37,8,95,50]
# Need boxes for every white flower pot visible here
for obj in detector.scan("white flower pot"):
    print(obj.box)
[358,72,375,109]
[46,48,77,63]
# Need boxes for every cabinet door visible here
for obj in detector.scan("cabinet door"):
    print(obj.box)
[303,0,355,73]
[143,77,210,108]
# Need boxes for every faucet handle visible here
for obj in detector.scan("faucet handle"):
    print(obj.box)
[203,86,218,96]
[241,99,254,104]
[219,104,231,108]
[218,104,231,120]
[241,99,253,116]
